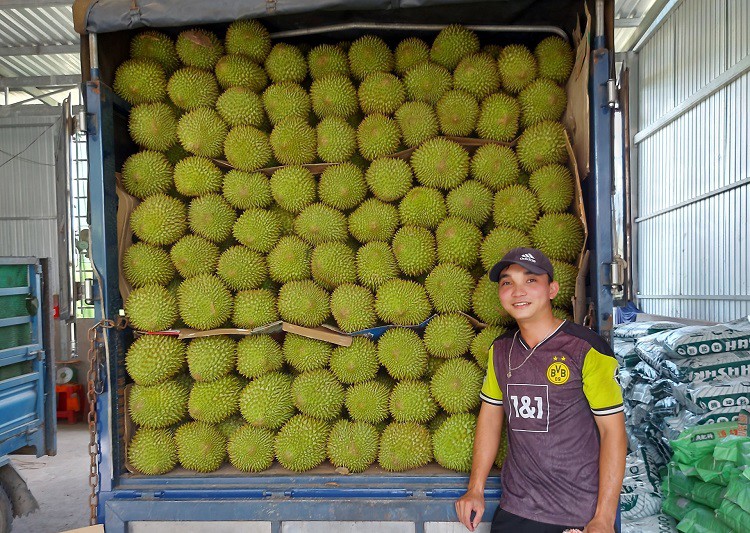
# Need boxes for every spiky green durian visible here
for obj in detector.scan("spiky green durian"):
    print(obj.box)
[225,19,271,62]
[177,108,228,158]
[389,380,438,423]
[310,75,359,119]
[345,380,391,423]
[394,38,430,75]
[365,157,413,202]
[552,307,573,321]
[358,72,406,115]
[516,120,568,172]
[264,43,307,84]
[480,226,532,271]
[476,93,520,142]
[282,333,332,373]
[270,117,317,165]
[411,137,469,190]
[375,279,432,326]
[311,242,357,290]
[535,36,574,84]
[188,193,236,243]
[217,246,267,290]
[131,193,187,246]
[435,216,482,269]
[356,114,401,161]
[239,372,295,429]
[430,358,483,413]
[131,31,179,74]
[292,369,344,421]
[232,288,279,329]
[188,374,243,423]
[123,243,175,288]
[186,335,236,382]
[293,203,348,245]
[329,284,377,333]
[395,101,439,147]
[215,54,268,92]
[222,169,272,210]
[318,163,367,210]
[531,213,584,262]
[435,89,479,137]
[228,425,275,472]
[472,276,513,326]
[492,185,540,232]
[392,226,436,277]
[482,44,503,59]
[316,117,357,163]
[347,199,399,243]
[217,414,245,440]
[224,125,273,172]
[470,326,506,369]
[128,427,178,476]
[470,144,520,190]
[424,313,474,358]
[519,78,567,128]
[267,236,311,283]
[356,242,399,290]
[550,260,577,309]
[329,336,378,384]
[528,164,574,214]
[446,180,493,227]
[275,414,330,472]
[270,205,296,237]
[277,280,331,327]
[425,263,474,313]
[398,187,446,229]
[164,143,190,165]
[129,102,178,151]
[348,35,394,80]
[428,411,450,433]
[308,44,349,80]
[232,208,281,253]
[497,44,537,94]
[125,334,185,384]
[262,82,311,126]
[433,413,476,472]
[269,166,316,214]
[430,24,480,71]
[403,62,452,104]
[167,67,219,111]
[177,274,233,330]
[173,156,223,197]
[236,334,283,379]
[129,378,188,429]
[122,150,173,199]
[176,29,223,70]
[379,422,432,471]
[216,87,266,129]
[170,235,219,278]
[327,420,379,473]
[114,59,167,105]
[175,421,226,473]
[453,53,500,100]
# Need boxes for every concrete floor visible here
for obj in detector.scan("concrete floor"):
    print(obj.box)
[10,423,90,533]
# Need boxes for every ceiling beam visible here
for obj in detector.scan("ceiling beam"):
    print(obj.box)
[614,17,643,28]
[0,74,80,89]
[0,1,73,9]
[620,0,684,52]
[0,44,79,57]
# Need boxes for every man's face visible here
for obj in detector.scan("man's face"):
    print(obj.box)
[497,263,560,320]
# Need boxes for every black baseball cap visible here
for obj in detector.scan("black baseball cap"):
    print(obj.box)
[488,247,555,282]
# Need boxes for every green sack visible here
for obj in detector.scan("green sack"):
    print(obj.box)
[716,498,750,532]
[676,507,733,533]
[737,441,750,467]
[713,435,750,464]
[665,463,697,497]
[689,480,727,509]
[663,494,713,522]
[694,455,735,486]
[671,422,739,466]
[725,475,750,514]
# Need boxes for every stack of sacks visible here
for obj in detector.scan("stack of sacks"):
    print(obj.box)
[619,446,678,531]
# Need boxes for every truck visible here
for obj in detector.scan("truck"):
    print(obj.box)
[74,0,621,530]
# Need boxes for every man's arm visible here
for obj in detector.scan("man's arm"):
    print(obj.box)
[585,412,627,533]
[455,401,504,532]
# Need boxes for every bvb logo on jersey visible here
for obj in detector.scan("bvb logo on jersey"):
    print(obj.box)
[547,356,570,385]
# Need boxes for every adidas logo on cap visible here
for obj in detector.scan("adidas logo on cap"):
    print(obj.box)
[520,253,536,263]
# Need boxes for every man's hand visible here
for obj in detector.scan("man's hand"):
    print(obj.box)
[455,488,485,532]
[583,514,614,533]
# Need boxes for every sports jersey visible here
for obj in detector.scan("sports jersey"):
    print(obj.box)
[480,320,623,527]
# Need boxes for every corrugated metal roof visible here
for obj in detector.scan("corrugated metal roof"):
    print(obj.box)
[614,0,659,52]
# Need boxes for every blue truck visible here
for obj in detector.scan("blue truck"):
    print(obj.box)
[76,0,619,530]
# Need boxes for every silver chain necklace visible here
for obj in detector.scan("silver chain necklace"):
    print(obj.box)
[507,322,562,378]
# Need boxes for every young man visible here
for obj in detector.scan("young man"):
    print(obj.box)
[456,247,627,533]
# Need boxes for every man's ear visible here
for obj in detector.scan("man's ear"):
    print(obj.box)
[548,280,560,300]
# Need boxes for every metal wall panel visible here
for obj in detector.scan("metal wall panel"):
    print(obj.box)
[728,0,750,67]
[638,14,674,128]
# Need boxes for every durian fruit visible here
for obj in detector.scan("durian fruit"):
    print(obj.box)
[272,206,296,236]
[274,414,330,472]
[270,166,317,214]
[472,277,513,326]
[188,193,237,243]
[497,44,538,94]
[358,72,406,115]
[551,260,578,309]
[552,307,573,321]
[223,125,272,172]
[173,156,223,197]
[392,226,437,277]
[233,208,282,253]
[283,333,332,373]
[174,421,226,473]
[177,108,228,158]
[470,144,520,191]
[330,284,377,333]
[476,93,521,142]
[411,137,469,190]
[318,163,367,210]
[188,374,243,423]
[403,62,453,105]
[424,313,474,358]
[122,150,173,199]
[433,412,476,472]
[329,336,379,384]
[356,114,401,161]
[470,326,506,369]
[187,335,237,382]
[310,75,359,119]
[348,35,394,81]
[177,273,233,330]
[216,87,266,129]
[528,164,574,214]
[164,143,190,165]
[129,378,189,428]
[292,369,345,421]
[267,236,312,283]
[375,279,432,326]
[114,59,167,105]
[378,422,432,471]
[399,187,447,229]
[176,29,224,70]
[228,425,275,472]
[453,53,501,100]
[428,411,450,434]
[264,43,307,84]
[395,101,439,148]
[307,44,350,80]
[394,37,430,75]
[316,117,357,163]
[167,67,220,111]
[294,203,349,245]
[356,242,400,290]
[311,242,357,290]
[128,102,178,151]
[446,180,493,227]
[492,185,541,232]
[377,327,428,380]
[222,169,273,210]
[239,372,295,429]
[236,334,283,379]
[170,235,220,278]
[519,78,567,128]
[270,117,317,165]
[430,24,480,71]
[131,31,180,74]
[125,334,185,385]
[530,213,584,262]
[435,216,482,269]
[365,157,413,202]
[389,380,438,423]
[480,226,532,271]
[424,263,474,313]
[348,199,400,244]
[535,36,574,84]
[123,242,175,288]
[217,414,246,440]
[430,358,483,413]
[277,280,331,327]
[215,54,268,92]
[128,427,178,475]
[436,89,479,137]
[345,380,391,424]
[262,82,311,126]
[232,288,279,329]
[217,246,267,291]
[327,420,379,473]
[125,285,179,332]
[515,120,568,172]
[224,19,271,62]
[482,44,503,59]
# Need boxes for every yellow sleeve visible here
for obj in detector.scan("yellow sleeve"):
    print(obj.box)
[582,347,624,416]
[480,344,503,405]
